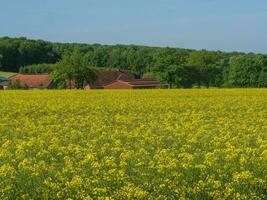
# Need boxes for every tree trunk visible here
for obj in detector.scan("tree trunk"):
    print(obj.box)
[69,79,72,89]
[197,80,201,88]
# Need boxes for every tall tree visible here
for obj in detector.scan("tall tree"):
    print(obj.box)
[53,51,98,89]
[228,54,264,87]
[187,50,221,88]
[258,67,267,87]
[0,54,2,69]
[89,47,109,67]
[127,47,153,78]
[152,48,188,88]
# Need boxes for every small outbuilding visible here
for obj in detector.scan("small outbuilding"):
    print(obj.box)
[0,77,9,90]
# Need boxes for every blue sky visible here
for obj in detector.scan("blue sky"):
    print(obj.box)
[1,0,267,53]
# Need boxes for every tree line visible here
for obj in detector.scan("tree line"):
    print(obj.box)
[0,36,266,88]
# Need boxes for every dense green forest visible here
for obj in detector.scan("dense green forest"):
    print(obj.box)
[0,36,266,88]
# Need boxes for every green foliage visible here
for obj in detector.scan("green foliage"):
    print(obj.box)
[0,36,266,88]
[0,37,60,72]
[228,55,265,87]
[19,63,54,74]
[0,54,2,67]
[258,67,267,87]
[152,48,189,88]
[142,72,156,79]
[53,51,98,89]
[187,50,223,88]
[7,79,28,90]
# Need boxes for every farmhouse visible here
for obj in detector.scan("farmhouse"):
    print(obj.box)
[85,70,134,89]
[5,70,160,90]
[10,74,54,89]
[85,70,160,89]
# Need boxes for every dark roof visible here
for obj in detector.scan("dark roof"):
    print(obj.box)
[0,77,9,82]
[10,74,53,88]
[93,70,134,87]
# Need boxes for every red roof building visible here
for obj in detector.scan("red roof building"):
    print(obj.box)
[8,70,160,90]
[89,70,134,89]
[10,74,54,89]
[85,70,160,89]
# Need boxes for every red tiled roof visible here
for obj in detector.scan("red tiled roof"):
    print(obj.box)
[10,74,53,88]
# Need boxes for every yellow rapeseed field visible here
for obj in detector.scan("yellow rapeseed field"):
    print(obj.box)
[0,89,267,199]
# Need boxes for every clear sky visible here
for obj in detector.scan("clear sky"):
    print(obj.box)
[1,0,267,53]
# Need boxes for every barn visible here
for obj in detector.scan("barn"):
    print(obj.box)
[87,70,134,89]
[85,70,160,89]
